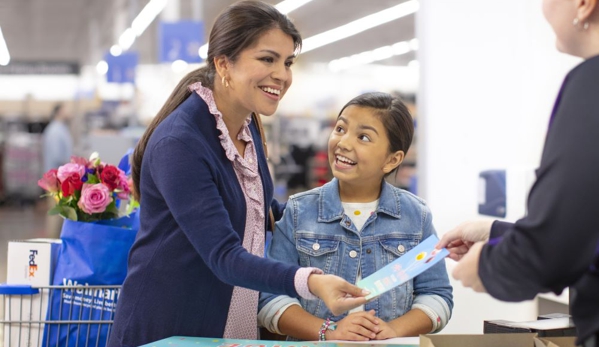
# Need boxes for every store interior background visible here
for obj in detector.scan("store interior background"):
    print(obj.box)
[0,0,582,336]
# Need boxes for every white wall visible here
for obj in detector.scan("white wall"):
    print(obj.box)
[418,0,580,333]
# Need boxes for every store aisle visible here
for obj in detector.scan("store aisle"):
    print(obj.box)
[0,203,49,283]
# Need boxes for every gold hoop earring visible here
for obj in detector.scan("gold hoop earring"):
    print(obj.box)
[221,75,229,88]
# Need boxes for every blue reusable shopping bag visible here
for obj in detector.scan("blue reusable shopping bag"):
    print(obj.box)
[41,211,139,347]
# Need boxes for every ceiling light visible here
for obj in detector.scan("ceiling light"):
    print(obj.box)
[119,28,136,51]
[275,0,314,14]
[198,0,317,59]
[0,26,10,66]
[408,60,419,69]
[131,0,169,37]
[171,59,188,73]
[96,60,109,75]
[328,38,417,72]
[302,0,419,53]
[110,45,123,57]
[409,38,419,50]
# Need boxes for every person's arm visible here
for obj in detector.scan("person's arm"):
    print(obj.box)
[377,309,432,339]
[479,63,599,301]
[150,134,366,313]
[278,305,379,341]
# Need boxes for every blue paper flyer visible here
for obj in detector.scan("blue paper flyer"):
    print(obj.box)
[357,235,448,300]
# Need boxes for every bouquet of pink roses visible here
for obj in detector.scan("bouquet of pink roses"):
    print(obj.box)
[38,152,138,222]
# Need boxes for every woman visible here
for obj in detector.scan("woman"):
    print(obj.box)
[436,0,599,346]
[108,2,366,346]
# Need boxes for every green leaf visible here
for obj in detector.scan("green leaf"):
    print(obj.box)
[126,199,140,215]
[61,206,78,221]
[48,205,63,216]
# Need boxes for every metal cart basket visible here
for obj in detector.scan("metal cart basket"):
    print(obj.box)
[0,284,120,347]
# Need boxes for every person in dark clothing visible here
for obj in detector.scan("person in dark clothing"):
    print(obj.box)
[108,2,366,346]
[436,1,599,346]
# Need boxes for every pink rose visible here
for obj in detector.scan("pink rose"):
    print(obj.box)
[57,163,86,182]
[77,183,113,214]
[38,169,60,193]
[116,172,131,200]
[70,156,88,167]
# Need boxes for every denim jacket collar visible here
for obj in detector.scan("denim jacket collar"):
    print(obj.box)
[318,178,401,222]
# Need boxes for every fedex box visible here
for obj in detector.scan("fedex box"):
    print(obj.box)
[6,238,61,285]
[4,238,61,347]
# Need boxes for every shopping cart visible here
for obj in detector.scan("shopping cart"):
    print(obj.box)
[0,284,120,347]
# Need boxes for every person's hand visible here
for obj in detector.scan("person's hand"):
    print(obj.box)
[452,241,487,293]
[374,319,398,340]
[436,219,494,261]
[327,310,379,341]
[308,274,369,316]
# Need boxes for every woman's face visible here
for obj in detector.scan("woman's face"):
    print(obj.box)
[225,28,296,117]
[542,0,580,56]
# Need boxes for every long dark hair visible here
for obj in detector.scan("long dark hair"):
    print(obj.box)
[131,0,302,201]
[338,92,414,171]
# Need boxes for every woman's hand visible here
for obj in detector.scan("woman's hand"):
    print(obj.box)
[327,310,379,341]
[308,274,369,316]
[374,319,398,340]
[452,241,487,293]
[436,219,493,261]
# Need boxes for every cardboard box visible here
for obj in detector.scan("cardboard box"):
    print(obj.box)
[6,238,61,286]
[484,317,577,337]
[420,333,577,347]
[4,238,61,347]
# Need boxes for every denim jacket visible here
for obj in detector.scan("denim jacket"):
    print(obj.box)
[258,179,453,334]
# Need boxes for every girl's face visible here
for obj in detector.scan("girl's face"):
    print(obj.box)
[542,0,581,56]
[222,28,296,118]
[328,105,403,195]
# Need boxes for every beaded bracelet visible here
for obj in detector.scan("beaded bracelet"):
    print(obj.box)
[319,318,333,341]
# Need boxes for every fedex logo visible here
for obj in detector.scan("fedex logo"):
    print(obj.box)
[28,250,38,278]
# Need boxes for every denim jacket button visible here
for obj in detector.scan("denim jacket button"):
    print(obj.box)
[397,245,405,253]
[312,243,320,251]
[345,220,351,227]
[366,249,372,254]
[349,250,358,258]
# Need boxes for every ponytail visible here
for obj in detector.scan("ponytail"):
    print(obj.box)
[131,66,214,202]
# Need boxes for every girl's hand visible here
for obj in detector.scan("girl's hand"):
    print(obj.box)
[327,310,379,341]
[308,274,368,316]
[374,320,398,340]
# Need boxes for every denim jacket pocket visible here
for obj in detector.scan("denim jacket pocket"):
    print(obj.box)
[376,237,419,320]
[296,236,340,273]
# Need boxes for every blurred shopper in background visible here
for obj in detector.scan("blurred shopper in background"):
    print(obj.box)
[109,2,367,346]
[42,102,73,237]
[437,0,599,346]
[259,92,452,341]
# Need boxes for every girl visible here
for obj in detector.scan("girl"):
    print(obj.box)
[258,92,453,341]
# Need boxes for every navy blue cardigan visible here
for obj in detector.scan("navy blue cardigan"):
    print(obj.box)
[109,93,298,347]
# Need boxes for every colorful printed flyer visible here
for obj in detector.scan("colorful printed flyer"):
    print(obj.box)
[357,235,448,300]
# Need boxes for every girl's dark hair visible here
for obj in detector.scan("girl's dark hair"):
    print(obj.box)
[131,0,302,201]
[338,91,414,158]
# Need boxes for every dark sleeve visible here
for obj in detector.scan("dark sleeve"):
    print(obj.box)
[270,199,286,222]
[490,220,513,239]
[479,61,599,302]
[150,135,300,297]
